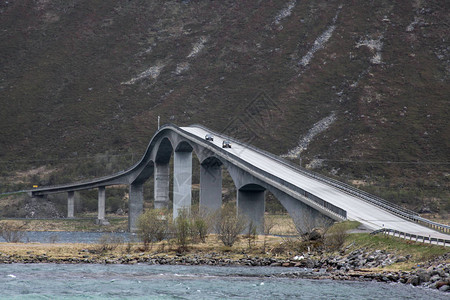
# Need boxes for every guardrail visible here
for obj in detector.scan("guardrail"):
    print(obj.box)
[371,228,450,247]
[0,190,28,196]
[188,125,450,234]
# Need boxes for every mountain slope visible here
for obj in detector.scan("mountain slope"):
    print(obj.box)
[0,0,448,214]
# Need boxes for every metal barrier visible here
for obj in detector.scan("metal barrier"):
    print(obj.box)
[371,228,450,247]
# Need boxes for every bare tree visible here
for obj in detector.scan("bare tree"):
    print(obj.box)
[136,209,171,250]
[245,220,257,250]
[262,215,276,253]
[173,208,191,251]
[291,209,333,241]
[323,222,348,251]
[0,221,27,243]
[213,203,248,247]
[190,205,212,243]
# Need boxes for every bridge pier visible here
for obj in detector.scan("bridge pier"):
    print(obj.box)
[96,186,109,225]
[199,161,222,213]
[67,191,74,218]
[173,151,192,219]
[269,188,333,233]
[154,162,170,209]
[237,186,265,232]
[225,163,266,232]
[129,183,143,232]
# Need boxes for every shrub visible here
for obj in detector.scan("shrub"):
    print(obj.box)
[213,203,248,247]
[136,209,171,250]
[291,210,333,241]
[0,221,27,243]
[323,222,348,251]
[262,215,276,253]
[173,208,191,251]
[245,220,257,250]
[190,205,211,243]
[96,234,124,253]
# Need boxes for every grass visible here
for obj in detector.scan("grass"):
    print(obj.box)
[345,233,449,270]
[0,234,292,261]
[332,220,361,231]
[1,231,447,269]
[266,214,297,236]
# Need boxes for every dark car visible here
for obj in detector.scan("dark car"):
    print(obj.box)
[205,134,214,141]
[222,140,231,148]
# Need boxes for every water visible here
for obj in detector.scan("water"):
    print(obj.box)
[0,264,447,299]
[0,231,135,244]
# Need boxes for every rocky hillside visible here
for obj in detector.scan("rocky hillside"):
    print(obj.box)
[0,0,448,214]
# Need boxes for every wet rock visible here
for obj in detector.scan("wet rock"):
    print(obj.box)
[417,269,431,283]
[436,281,449,289]
[438,284,450,292]
[407,275,420,286]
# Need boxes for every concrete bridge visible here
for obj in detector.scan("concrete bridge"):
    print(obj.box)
[29,124,450,244]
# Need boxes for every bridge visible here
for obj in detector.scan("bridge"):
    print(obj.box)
[28,124,450,244]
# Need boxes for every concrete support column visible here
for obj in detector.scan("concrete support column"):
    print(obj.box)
[270,188,332,233]
[98,186,106,221]
[237,189,265,232]
[199,163,222,213]
[173,151,192,219]
[67,191,75,218]
[129,183,144,232]
[154,162,170,210]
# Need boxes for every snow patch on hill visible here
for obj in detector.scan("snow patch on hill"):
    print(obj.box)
[175,62,190,75]
[274,0,297,25]
[299,25,335,67]
[298,5,342,68]
[283,112,337,159]
[187,36,207,58]
[406,16,420,32]
[121,63,165,85]
[356,36,384,65]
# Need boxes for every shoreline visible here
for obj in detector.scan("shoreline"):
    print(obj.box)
[1,246,449,292]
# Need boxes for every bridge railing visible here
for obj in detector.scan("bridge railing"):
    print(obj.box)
[371,228,450,247]
[189,124,450,234]
[182,125,347,220]
[27,168,130,195]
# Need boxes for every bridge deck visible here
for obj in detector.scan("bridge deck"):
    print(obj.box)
[183,126,449,240]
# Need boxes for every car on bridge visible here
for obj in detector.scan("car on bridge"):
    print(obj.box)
[205,134,214,141]
[222,140,231,148]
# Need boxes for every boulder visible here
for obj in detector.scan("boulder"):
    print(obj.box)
[438,284,450,292]
[407,275,420,286]
[417,270,431,283]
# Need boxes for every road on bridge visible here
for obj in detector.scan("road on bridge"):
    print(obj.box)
[183,126,449,241]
